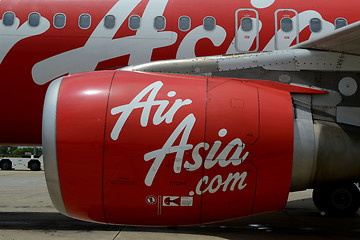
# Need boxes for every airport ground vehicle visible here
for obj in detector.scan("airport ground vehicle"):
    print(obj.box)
[0,152,43,171]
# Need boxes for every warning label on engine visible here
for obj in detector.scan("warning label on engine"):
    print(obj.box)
[180,197,193,206]
[163,196,180,206]
[163,196,193,206]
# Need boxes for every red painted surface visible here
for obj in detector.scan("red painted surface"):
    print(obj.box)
[54,71,293,225]
[0,0,359,144]
[56,71,114,222]
[251,84,294,214]
[103,72,206,225]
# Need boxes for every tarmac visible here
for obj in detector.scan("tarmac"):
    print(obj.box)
[0,170,359,240]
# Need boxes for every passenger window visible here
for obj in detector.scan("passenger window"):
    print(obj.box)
[129,15,140,30]
[310,18,322,32]
[104,15,115,29]
[3,12,15,26]
[29,13,40,27]
[335,18,347,29]
[281,17,293,32]
[203,16,215,31]
[53,13,66,29]
[79,14,91,29]
[154,16,165,30]
[241,17,253,32]
[178,16,191,31]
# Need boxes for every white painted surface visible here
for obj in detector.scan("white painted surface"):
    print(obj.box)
[338,77,358,96]
[251,0,275,9]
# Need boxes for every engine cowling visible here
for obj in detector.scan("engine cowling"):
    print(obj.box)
[43,70,295,225]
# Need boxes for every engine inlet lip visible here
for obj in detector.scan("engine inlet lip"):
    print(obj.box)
[42,77,69,216]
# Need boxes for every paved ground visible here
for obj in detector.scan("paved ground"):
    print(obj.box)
[0,171,359,240]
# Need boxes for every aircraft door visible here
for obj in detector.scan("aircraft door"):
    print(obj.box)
[275,9,299,50]
[235,9,259,52]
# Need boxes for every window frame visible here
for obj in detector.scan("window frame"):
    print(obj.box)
[280,17,293,33]
[309,18,322,33]
[178,15,191,32]
[240,17,253,32]
[335,17,347,29]
[3,11,15,27]
[203,16,216,31]
[104,15,116,29]
[154,15,166,31]
[53,13,66,29]
[128,15,141,30]
[78,13,91,30]
[28,12,41,27]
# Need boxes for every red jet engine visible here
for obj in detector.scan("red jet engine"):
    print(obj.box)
[43,70,298,225]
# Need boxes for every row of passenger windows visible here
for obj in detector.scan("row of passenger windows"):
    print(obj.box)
[278,17,347,33]
[239,16,347,32]
[2,11,348,33]
[2,11,213,31]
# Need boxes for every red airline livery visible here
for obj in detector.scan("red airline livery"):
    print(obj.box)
[1,0,360,226]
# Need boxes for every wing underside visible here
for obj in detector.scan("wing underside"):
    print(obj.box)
[294,21,360,55]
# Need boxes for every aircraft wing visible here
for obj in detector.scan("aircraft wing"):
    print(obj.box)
[294,21,360,55]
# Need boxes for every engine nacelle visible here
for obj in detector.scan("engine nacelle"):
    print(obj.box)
[43,71,296,225]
